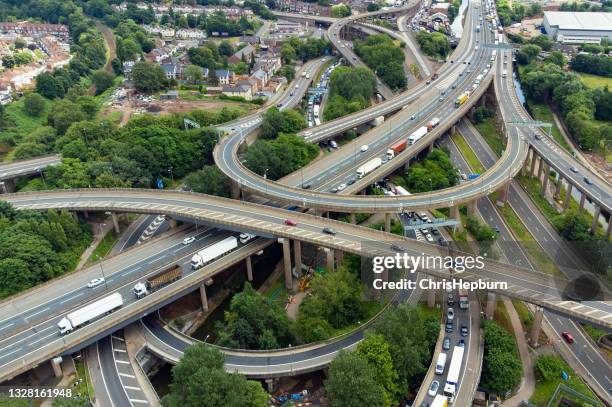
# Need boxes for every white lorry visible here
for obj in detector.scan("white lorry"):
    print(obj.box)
[191,236,238,269]
[356,158,382,179]
[435,352,447,374]
[58,293,124,335]
[408,126,428,145]
[443,345,465,403]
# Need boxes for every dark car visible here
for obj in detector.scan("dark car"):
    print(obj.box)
[570,166,578,173]
[322,227,337,235]
[461,325,469,337]
[584,177,593,185]
[443,337,451,350]
[302,183,312,189]
[391,244,404,252]
[445,322,454,333]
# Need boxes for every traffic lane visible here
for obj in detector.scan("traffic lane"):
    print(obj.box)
[99,336,132,407]
[0,227,213,338]
[87,343,116,407]
[0,232,248,368]
[0,229,223,352]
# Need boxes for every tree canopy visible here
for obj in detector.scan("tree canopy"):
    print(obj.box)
[354,34,407,90]
[324,67,376,121]
[480,321,522,394]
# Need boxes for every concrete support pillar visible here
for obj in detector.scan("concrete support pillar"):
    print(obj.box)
[168,218,177,229]
[606,217,612,240]
[265,378,276,393]
[522,148,532,176]
[230,180,241,200]
[496,181,509,207]
[451,205,463,233]
[591,205,601,234]
[427,286,436,307]
[554,175,563,199]
[540,163,550,196]
[112,213,121,234]
[279,238,293,290]
[349,213,356,224]
[335,249,343,266]
[579,193,586,213]
[360,189,366,195]
[563,183,573,211]
[0,179,15,194]
[325,248,335,272]
[530,307,544,347]
[429,142,435,152]
[485,292,496,320]
[293,240,302,273]
[530,153,539,177]
[199,283,208,312]
[404,160,411,171]
[72,211,79,221]
[246,256,253,282]
[83,211,89,219]
[384,213,391,233]
[450,124,457,136]
[51,356,63,378]
[466,200,477,216]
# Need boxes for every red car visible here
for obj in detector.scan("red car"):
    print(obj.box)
[561,331,574,344]
[284,219,297,226]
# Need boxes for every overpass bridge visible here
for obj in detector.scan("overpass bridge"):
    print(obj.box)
[0,155,61,192]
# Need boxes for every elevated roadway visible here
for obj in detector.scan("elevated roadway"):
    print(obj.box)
[0,155,61,182]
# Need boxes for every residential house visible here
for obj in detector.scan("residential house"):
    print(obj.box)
[162,62,183,79]
[143,25,175,37]
[222,84,252,100]
[228,44,256,65]
[145,48,171,63]
[214,69,234,85]
[237,79,257,95]
[249,68,268,91]
[176,29,207,39]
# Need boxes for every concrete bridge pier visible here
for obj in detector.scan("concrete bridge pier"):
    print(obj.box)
[384,213,392,233]
[522,148,532,176]
[485,292,496,319]
[0,179,16,194]
[579,193,586,213]
[265,378,277,392]
[450,125,457,136]
[530,152,539,177]
[530,307,544,347]
[563,183,573,211]
[230,179,241,200]
[51,356,63,378]
[325,247,335,272]
[349,213,356,224]
[496,181,509,207]
[168,218,178,229]
[404,159,410,171]
[590,205,601,234]
[279,238,293,290]
[539,162,550,196]
[293,240,302,273]
[466,200,477,217]
[112,213,121,234]
[554,175,563,199]
[451,205,463,233]
[246,256,253,282]
[200,283,208,312]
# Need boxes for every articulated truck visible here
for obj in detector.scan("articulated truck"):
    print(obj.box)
[427,117,440,131]
[58,293,124,335]
[191,236,238,269]
[455,92,470,108]
[356,157,382,178]
[133,265,183,298]
[408,126,428,145]
[431,395,448,407]
[386,139,407,159]
[443,345,465,403]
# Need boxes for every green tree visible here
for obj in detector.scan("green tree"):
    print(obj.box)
[219,41,234,57]
[35,73,64,99]
[553,209,592,240]
[356,333,400,406]
[325,351,385,407]
[23,93,46,117]
[47,99,86,134]
[184,166,230,197]
[132,61,168,93]
[163,344,267,407]
[91,69,115,95]
[2,55,15,69]
[535,355,566,382]
[481,321,522,394]
[331,4,352,17]
[281,43,296,64]
[184,64,204,84]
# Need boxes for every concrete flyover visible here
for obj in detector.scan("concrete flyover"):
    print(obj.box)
[0,154,61,192]
[2,189,611,329]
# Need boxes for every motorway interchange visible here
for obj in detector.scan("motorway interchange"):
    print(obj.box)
[0,0,611,405]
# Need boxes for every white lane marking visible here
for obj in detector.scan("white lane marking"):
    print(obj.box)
[114,348,127,353]
[115,360,130,364]
[60,292,84,304]
[26,307,50,319]
[119,373,136,378]
[129,399,149,404]
[0,322,14,330]
[29,332,57,346]
[124,386,141,391]
[97,342,117,407]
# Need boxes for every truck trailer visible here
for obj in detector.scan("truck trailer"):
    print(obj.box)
[408,126,428,145]
[431,395,448,407]
[356,157,382,179]
[58,293,124,335]
[443,345,465,403]
[133,265,182,298]
[427,117,440,131]
[458,289,469,309]
[191,236,238,269]
[386,139,407,159]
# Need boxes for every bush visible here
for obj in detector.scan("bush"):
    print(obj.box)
[23,93,46,117]
[535,355,566,382]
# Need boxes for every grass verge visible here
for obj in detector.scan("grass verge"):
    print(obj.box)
[473,118,504,157]
[86,229,118,265]
[525,98,572,153]
[577,72,612,90]
[451,132,486,173]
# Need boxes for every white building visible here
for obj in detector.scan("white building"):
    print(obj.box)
[543,11,612,44]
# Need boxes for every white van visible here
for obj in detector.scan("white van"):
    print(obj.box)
[435,353,447,375]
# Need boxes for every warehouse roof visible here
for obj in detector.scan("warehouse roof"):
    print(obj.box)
[544,11,612,31]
